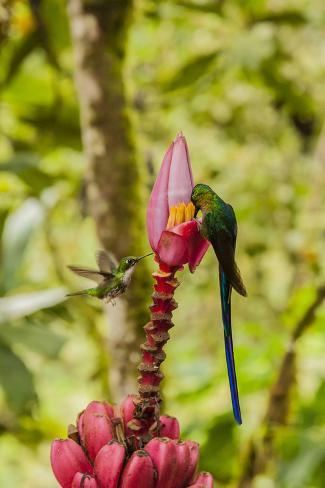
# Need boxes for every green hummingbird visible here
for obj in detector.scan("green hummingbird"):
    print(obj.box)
[191,183,247,425]
[67,250,153,303]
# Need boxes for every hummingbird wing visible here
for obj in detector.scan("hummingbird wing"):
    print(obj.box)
[68,266,113,284]
[219,267,242,424]
[209,229,247,297]
[96,250,118,273]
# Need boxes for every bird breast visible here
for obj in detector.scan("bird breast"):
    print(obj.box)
[122,268,134,285]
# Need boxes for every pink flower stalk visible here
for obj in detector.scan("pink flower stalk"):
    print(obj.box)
[129,134,209,438]
[147,133,209,271]
[51,398,213,487]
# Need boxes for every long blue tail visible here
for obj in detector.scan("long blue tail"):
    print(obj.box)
[219,269,242,425]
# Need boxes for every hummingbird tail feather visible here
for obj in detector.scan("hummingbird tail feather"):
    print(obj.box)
[66,290,88,297]
[219,269,242,425]
[231,262,247,297]
[224,334,242,425]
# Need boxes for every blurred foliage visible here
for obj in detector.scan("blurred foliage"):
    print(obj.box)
[0,0,324,486]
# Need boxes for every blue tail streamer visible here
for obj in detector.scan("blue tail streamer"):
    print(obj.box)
[219,270,242,425]
[224,334,242,424]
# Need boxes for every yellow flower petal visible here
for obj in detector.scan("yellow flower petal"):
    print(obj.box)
[166,201,195,229]
[185,201,195,221]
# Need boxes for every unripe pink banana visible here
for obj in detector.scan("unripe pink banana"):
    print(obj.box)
[187,471,214,487]
[145,437,177,488]
[183,440,200,485]
[120,395,137,437]
[72,472,98,487]
[170,440,191,487]
[81,401,114,461]
[159,415,180,440]
[50,439,93,488]
[120,449,155,488]
[94,440,125,488]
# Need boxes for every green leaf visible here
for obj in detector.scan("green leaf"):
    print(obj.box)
[1,198,44,290]
[282,285,317,329]
[0,153,56,194]
[279,435,325,488]
[0,288,67,323]
[175,1,223,14]
[251,10,307,26]
[2,31,39,86]
[200,413,236,482]
[0,341,38,415]
[163,51,218,92]
[0,208,9,236]
[0,322,66,359]
[41,0,71,53]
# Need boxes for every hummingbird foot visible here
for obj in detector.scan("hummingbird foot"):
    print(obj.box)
[103,296,113,305]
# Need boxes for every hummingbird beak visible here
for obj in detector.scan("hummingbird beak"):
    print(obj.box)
[136,252,154,262]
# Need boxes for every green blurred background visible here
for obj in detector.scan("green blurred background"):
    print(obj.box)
[0,1,324,486]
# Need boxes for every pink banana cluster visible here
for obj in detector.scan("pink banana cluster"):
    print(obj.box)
[51,398,213,487]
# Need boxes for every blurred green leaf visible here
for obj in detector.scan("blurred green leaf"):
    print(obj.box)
[2,31,39,86]
[175,1,223,14]
[299,381,325,428]
[200,413,236,482]
[41,0,71,53]
[0,322,65,359]
[0,208,9,244]
[0,341,38,415]
[0,288,67,323]
[282,285,317,328]
[1,198,44,290]
[163,51,218,92]
[279,434,325,488]
[0,153,56,194]
[251,10,307,26]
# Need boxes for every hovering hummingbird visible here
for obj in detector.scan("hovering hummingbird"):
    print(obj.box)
[191,183,247,425]
[67,250,153,303]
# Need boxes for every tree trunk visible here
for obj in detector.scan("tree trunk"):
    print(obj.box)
[0,0,12,46]
[67,0,151,401]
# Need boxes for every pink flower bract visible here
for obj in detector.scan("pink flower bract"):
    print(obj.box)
[147,133,209,269]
